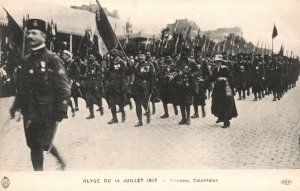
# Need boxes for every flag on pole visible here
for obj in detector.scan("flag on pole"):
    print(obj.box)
[173,34,180,56]
[272,24,278,39]
[95,1,118,53]
[201,36,207,52]
[279,44,284,56]
[3,8,25,56]
[222,36,227,52]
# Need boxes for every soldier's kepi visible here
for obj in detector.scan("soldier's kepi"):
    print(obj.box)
[10,18,71,171]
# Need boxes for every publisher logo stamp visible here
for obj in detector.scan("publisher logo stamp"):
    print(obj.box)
[280,179,292,186]
[1,177,10,189]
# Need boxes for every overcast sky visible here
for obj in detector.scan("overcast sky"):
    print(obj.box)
[2,0,300,56]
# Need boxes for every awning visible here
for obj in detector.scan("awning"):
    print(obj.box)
[0,0,126,36]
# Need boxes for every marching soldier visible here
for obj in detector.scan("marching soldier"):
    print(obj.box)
[145,51,160,115]
[132,52,155,127]
[83,50,104,119]
[191,57,211,118]
[105,49,128,124]
[157,56,178,118]
[234,54,248,100]
[174,50,199,125]
[60,50,80,117]
[268,56,283,101]
[10,19,71,170]
[250,56,265,101]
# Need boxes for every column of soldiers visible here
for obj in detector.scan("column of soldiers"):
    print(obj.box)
[230,53,300,101]
[55,47,300,129]
[8,17,299,171]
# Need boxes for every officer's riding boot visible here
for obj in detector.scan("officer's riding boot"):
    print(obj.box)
[108,105,118,124]
[179,105,187,125]
[49,145,66,170]
[135,103,143,127]
[277,92,281,100]
[152,102,156,115]
[238,90,242,100]
[120,106,126,122]
[258,91,262,99]
[31,148,44,171]
[99,101,104,116]
[160,102,169,118]
[273,92,277,101]
[201,105,206,118]
[191,104,199,118]
[242,90,246,100]
[86,106,95,119]
[116,107,121,113]
[146,104,151,124]
[253,93,257,101]
[186,105,191,125]
[74,97,79,111]
[173,104,178,115]
[247,89,250,96]
[129,100,133,110]
[69,101,75,117]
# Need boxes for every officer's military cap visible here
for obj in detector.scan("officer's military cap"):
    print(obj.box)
[26,19,46,33]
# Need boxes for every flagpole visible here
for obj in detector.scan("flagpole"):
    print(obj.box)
[272,38,273,56]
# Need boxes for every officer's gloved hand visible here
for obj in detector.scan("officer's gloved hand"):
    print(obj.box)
[54,110,67,122]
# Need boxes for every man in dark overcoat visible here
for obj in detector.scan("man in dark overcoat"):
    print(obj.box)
[105,49,128,124]
[132,52,155,127]
[10,19,71,170]
[82,51,104,119]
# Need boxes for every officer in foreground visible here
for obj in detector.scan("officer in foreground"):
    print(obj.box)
[10,19,71,171]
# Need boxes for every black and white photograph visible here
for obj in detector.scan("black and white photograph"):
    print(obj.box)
[0,0,300,190]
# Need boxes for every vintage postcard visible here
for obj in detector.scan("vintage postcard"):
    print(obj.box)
[0,0,300,190]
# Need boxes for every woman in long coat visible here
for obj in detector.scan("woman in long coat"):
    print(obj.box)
[210,56,238,128]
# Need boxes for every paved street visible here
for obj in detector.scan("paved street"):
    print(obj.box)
[1,85,300,171]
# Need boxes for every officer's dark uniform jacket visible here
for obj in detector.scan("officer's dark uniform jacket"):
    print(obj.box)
[132,60,155,102]
[12,47,71,148]
[234,60,248,90]
[250,60,265,92]
[105,56,127,106]
[83,60,103,95]
[64,60,81,97]
[157,60,176,104]
[14,47,71,122]
[174,58,199,105]
[267,60,283,92]
[146,57,160,103]
[193,59,211,106]
[65,60,80,81]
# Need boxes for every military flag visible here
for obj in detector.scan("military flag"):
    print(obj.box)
[272,24,278,39]
[222,36,227,52]
[95,0,119,53]
[279,44,284,56]
[3,8,25,56]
